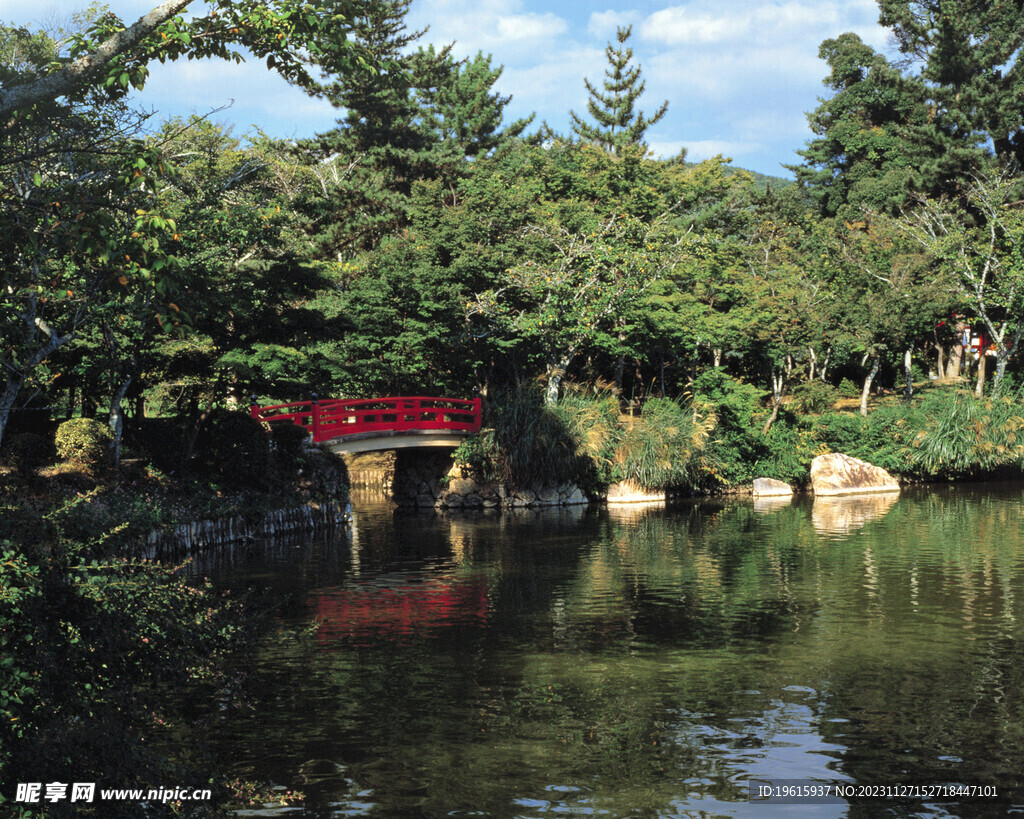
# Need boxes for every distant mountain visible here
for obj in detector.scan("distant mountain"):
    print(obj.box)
[721,165,794,192]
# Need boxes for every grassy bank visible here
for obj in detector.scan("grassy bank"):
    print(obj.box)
[455,376,1024,497]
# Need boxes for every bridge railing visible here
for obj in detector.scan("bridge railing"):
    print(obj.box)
[251,396,482,443]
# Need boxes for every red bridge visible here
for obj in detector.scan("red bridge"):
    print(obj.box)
[250,395,482,454]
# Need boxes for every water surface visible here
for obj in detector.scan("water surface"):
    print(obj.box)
[193,485,1024,817]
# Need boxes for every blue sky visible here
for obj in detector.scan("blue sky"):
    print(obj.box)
[3,0,893,177]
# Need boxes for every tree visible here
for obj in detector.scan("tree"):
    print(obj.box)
[790,33,929,219]
[878,0,1024,168]
[569,25,667,155]
[0,1,369,450]
[308,0,532,254]
[0,0,367,119]
[470,210,680,404]
[896,168,1024,395]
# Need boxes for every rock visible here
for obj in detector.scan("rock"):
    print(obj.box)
[752,477,793,497]
[810,453,900,496]
[444,494,465,508]
[464,494,483,508]
[565,487,585,505]
[537,487,560,505]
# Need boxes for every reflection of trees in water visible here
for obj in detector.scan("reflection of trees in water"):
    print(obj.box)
[199,488,1024,815]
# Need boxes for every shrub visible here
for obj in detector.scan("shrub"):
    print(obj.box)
[613,397,718,488]
[4,433,51,475]
[837,378,860,399]
[910,389,1024,477]
[453,385,603,492]
[127,417,189,473]
[791,380,840,414]
[192,409,270,488]
[269,422,310,477]
[55,418,112,471]
[809,413,864,455]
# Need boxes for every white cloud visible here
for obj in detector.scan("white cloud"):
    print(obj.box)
[648,139,762,162]
[641,8,745,45]
[588,9,638,39]
[407,0,568,58]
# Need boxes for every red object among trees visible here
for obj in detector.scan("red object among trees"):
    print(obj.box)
[250,396,482,443]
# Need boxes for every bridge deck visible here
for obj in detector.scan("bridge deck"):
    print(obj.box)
[251,395,481,452]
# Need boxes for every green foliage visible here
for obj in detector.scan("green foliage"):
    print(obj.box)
[454,386,718,493]
[3,432,51,475]
[613,397,717,488]
[270,422,310,467]
[127,417,188,474]
[911,389,1024,477]
[808,412,865,455]
[193,409,270,488]
[466,385,598,490]
[837,377,860,398]
[0,494,245,815]
[550,383,622,486]
[55,417,113,471]
[791,380,840,415]
[569,25,668,155]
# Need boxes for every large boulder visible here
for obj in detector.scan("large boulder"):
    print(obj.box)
[810,453,900,496]
[753,477,793,497]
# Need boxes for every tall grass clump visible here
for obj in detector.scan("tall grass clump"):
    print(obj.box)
[613,397,719,488]
[911,389,1024,477]
[453,384,596,490]
[550,381,622,486]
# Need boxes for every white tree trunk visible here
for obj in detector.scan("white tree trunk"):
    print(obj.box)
[861,355,880,417]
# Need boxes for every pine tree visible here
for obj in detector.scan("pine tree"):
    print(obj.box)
[414,48,534,160]
[307,0,448,252]
[306,0,534,253]
[569,26,668,155]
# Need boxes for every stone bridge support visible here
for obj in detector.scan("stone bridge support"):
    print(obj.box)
[391,449,588,510]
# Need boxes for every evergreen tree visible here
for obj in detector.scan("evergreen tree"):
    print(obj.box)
[879,0,1024,168]
[308,0,534,254]
[414,47,534,160]
[789,33,930,219]
[569,25,668,155]
[308,0,448,253]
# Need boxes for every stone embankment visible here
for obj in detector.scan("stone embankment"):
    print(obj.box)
[392,452,588,509]
[144,501,350,557]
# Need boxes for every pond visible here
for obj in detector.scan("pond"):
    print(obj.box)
[191,485,1024,817]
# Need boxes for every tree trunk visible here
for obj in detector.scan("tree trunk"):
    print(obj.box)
[860,355,880,417]
[903,348,913,401]
[948,343,963,380]
[762,368,786,434]
[991,325,1023,395]
[975,353,987,397]
[613,353,625,393]
[808,346,817,382]
[183,370,226,472]
[545,355,571,405]
[0,370,25,451]
[713,348,722,368]
[108,374,133,469]
[933,342,946,380]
